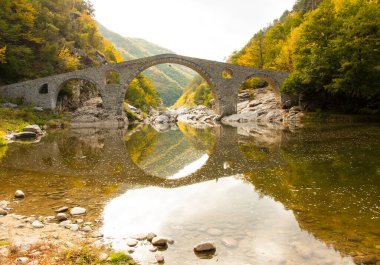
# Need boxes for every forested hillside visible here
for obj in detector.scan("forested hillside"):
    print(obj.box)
[98,23,195,106]
[0,0,161,112]
[176,0,380,113]
[229,0,380,113]
[0,0,123,84]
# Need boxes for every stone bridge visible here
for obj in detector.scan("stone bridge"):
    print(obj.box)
[0,54,293,121]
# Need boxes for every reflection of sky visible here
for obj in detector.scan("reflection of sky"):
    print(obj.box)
[168,154,209,179]
[101,177,354,265]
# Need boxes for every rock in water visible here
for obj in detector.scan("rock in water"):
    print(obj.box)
[23,125,42,135]
[0,209,7,216]
[70,207,86,216]
[151,237,168,246]
[194,242,216,252]
[15,190,25,199]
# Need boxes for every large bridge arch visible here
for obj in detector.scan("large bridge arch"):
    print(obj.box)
[112,55,221,114]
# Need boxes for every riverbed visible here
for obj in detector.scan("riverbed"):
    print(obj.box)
[0,122,379,264]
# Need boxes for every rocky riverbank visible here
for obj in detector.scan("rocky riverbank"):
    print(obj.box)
[0,191,218,265]
[147,86,304,131]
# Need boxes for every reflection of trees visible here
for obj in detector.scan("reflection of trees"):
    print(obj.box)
[57,134,105,169]
[125,125,159,164]
[178,122,216,153]
[242,125,380,261]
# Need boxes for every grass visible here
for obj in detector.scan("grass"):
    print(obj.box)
[0,241,136,265]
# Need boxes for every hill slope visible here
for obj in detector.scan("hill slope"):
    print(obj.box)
[98,23,195,106]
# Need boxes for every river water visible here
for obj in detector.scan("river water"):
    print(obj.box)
[0,122,379,264]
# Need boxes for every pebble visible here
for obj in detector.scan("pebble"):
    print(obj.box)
[127,239,138,247]
[0,208,7,216]
[70,207,86,216]
[55,206,69,213]
[32,220,44,228]
[155,253,165,263]
[56,213,68,222]
[15,190,25,199]
[194,242,216,252]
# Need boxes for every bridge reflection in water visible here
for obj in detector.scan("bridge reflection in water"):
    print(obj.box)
[0,123,379,264]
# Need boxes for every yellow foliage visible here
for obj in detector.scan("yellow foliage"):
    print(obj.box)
[0,47,6,63]
[58,47,80,71]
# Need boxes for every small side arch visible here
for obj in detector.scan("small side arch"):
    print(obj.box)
[55,76,103,112]
[120,56,221,112]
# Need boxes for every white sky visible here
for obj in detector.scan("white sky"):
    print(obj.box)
[91,0,296,61]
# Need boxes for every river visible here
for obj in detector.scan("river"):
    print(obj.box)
[0,122,379,264]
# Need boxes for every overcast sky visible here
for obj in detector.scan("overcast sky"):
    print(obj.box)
[91,0,296,61]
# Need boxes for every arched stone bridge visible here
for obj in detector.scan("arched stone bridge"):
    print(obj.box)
[0,54,292,119]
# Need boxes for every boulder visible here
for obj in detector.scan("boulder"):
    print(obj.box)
[23,125,42,135]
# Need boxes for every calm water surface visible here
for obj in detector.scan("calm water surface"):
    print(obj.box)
[0,123,379,265]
